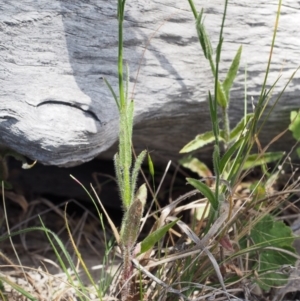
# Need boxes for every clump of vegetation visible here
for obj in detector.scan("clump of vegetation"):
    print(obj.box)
[0,0,299,300]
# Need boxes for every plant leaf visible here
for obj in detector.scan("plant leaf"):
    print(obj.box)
[147,153,155,178]
[131,150,147,204]
[103,77,119,110]
[289,110,300,141]
[139,219,179,255]
[223,45,242,101]
[229,113,254,141]
[212,144,220,177]
[180,131,224,153]
[186,178,218,211]
[247,214,296,291]
[219,138,244,173]
[180,156,212,178]
[216,80,227,108]
[196,9,213,60]
[240,152,284,170]
[121,184,147,248]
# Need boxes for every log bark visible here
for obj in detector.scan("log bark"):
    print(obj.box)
[0,1,299,167]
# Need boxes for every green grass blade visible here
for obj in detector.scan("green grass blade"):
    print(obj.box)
[219,138,244,174]
[229,113,254,141]
[0,276,38,301]
[138,219,179,255]
[187,178,218,211]
[103,77,119,110]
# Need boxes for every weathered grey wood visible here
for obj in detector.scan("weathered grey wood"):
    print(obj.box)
[0,1,299,167]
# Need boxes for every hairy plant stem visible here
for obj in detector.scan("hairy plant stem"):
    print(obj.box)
[222,106,230,150]
[121,245,132,301]
[118,0,125,108]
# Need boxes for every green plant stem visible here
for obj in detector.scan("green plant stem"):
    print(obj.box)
[208,56,216,77]
[188,0,198,19]
[121,245,132,301]
[118,0,126,108]
[213,0,228,210]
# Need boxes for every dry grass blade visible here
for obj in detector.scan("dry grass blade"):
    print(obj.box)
[131,258,191,301]
[166,216,231,301]
[91,184,120,245]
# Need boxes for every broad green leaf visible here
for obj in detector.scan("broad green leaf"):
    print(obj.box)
[247,215,296,291]
[121,184,147,248]
[223,45,242,100]
[240,152,284,170]
[251,215,294,248]
[229,113,254,141]
[179,156,212,178]
[216,80,227,108]
[186,178,218,211]
[180,131,224,153]
[289,110,300,141]
[139,219,179,255]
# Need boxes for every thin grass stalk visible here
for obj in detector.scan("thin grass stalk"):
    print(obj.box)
[187,0,197,18]
[213,0,229,206]
[252,0,282,134]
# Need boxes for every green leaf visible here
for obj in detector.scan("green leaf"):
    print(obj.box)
[196,10,213,60]
[148,153,155,178]
[180,131,224,153]
[0,275,38,301]
[216,80,227,108]
[131,150,147,204]
[212,144,220,176]
[219,138,244,173]
[121,184,147,248]
[240,152,283,170]
[229,113,254,141]
[247,215,296,291]
[223,45,242,100]
[113,153,125,206]
[179,156,212,178]
[103,77,119,110]
[289,110,300,141]
[186,178,218,211]
[139,219,179,255]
